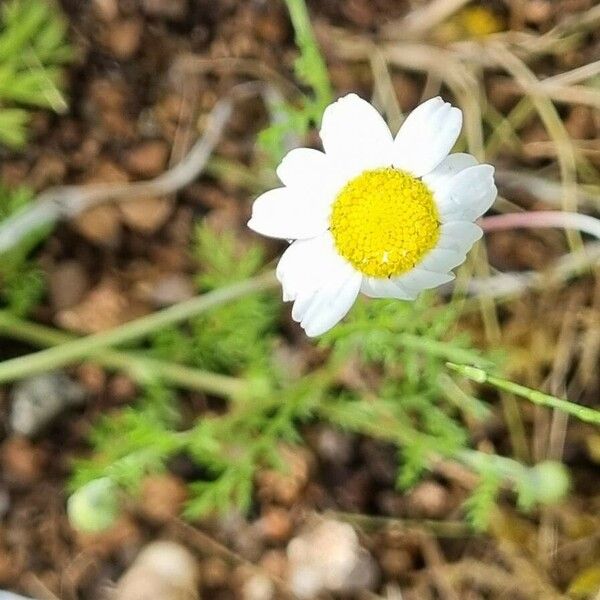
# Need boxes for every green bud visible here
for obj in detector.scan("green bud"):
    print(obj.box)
[529,461,570,506]
[67,478,120,532]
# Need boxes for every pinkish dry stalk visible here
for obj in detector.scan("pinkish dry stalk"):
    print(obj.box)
[480,210,600,239]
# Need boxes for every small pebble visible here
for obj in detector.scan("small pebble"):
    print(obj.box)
[256,446,313,506]
[48,260,89,311]
[114,541,199,600]
[107,374,138,403]
[202,557,229,588]
[103,18,143,60]
[124,140,169,178]
[258,506,293,542]
[93,0,119,21]
[139,474,188,523]
[524,0,553,24]
[120,196,173,234]
[76,363,107,395]
[30,153,67,189]
[316,428,354,464]
[73,204,122,248]
[259,550,287,580]
[287,519,378,598]
[242,572,275,600]
[379,548,414,578]
[407,481,449,519]
[1,437,45,485]
[144,274,195,307]
[10,372,87,437]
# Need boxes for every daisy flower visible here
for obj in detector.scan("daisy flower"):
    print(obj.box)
[248,94,497,337]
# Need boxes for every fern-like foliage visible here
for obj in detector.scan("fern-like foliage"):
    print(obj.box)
[318,295,490,486]
[150,224,279,374]
[464,468,502,530]
[0,183,48,316]
[69,383,182,493]
[69,225,503,528]
[0,0,72,147]
[69,226,570,532]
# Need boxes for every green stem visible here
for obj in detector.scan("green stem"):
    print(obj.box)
[0,310,247,398]
[399,333,492,368]
[0,271,277,386]
[447,362,600,426]
[283,0,333,108]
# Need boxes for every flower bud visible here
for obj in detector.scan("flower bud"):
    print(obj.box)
[67,477,120,532]
[529,461,570,506]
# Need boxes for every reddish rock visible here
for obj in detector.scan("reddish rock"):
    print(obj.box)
[124,141,170,178]
[407,481,449,519]
[258,506,293,542]
[120,196,173,234]
[1,437,46,486]
[139,474,188,523]
[48,260,90,311]
[102,18,143,60]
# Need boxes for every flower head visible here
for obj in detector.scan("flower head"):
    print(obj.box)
[248,94,497,336]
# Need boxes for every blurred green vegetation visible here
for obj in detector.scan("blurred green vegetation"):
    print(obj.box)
[69,224,569,531]
[0,0,72,148]
[0,183,48,316]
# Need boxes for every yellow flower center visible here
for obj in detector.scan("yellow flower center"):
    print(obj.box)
[329,168,441,278]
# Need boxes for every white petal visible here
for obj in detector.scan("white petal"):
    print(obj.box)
[419,247,467,272]
[276,147,332,187]
[319,94,394,180]
[434,165,497,222]
[277,232,350,302]
[296,270,362,337]
[422,152,478,190]
[277,232,362,336]
[276,148,328,188]
[393,268,455,293]
[248,187,329,240]
[360,277,417,300]
[275,147,341,213]
[393,97,462,177]
[438,222,483,254]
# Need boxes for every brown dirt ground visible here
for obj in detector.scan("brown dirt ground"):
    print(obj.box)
[0,0,599,599]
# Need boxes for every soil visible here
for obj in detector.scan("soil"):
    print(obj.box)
[0,0,599,599]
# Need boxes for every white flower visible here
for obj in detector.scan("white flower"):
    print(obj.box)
[248,94,497,337]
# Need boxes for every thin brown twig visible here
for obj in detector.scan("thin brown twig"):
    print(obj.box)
[522,139,600,161]
[0,81,274,254]
[20,573,62,600]
[495,169,600,211]
[485,42,581,252]
[417,533,461,600]
[324,510,472,538]
[543,60,600,86]
[381,0,472,40]
[456,242,600,299]
[369,47,403,132]
[490,519,569,600]
[491,76,600,108]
